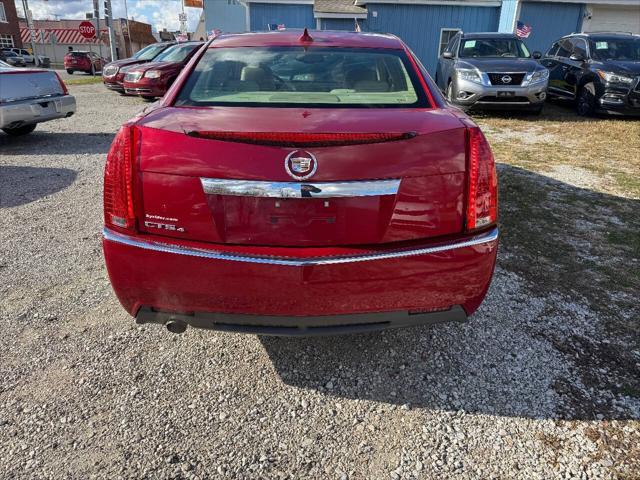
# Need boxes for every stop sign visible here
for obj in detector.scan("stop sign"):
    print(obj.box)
[79,21,96,39]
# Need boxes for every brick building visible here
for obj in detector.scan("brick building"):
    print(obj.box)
[0,0,22,49]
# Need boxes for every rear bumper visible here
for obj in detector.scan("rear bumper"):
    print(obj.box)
[135,305,468,336]
[103,226,498,333]
[0,94,76,129]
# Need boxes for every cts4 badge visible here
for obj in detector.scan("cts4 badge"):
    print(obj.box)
[285,150,317,180]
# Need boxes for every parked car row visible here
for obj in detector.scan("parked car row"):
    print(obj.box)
[1,48,51,68]
[102,41,204,100]
[437,31,639,116]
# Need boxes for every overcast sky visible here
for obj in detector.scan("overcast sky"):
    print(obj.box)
[17,0,202,32]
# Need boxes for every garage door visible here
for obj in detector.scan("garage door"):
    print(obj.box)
[583,5,640,35]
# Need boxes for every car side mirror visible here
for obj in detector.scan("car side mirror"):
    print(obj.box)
[532,51,542,59]
[442,51,454,60]
[569,53,585,62]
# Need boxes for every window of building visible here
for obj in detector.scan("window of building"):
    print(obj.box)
[439,29,461,55]
[0,2,8,23]
[0,34,15,48]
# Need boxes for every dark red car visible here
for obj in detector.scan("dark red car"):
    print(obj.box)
[103,30,499,336]
[123,41,204,100]
[64,51,104,74]
[102,42,175,93]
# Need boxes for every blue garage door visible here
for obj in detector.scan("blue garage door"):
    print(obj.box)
[249,3,315,31]
[518,1,584,54]
[366,3,500,74]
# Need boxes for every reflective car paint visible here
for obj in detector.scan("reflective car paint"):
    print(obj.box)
[121,43,204,98]
[103,31,499,332]
[102,42,176,91]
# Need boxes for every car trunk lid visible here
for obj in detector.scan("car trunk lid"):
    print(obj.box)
[134,106,467,246]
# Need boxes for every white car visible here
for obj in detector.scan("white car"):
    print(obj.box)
[8,47,34,63]
[0,64,76,136]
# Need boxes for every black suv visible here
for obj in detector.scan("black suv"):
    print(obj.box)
[542,32,640,116]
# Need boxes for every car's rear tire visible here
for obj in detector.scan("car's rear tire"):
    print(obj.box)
[66,69,74,74]
[2,124,37,136]
[577,83,596,117]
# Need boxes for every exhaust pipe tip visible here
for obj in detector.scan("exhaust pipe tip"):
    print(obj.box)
[166,320,187,334]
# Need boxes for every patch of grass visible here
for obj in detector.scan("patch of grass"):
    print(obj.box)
[475,102,640,198]
[65,76,103,86]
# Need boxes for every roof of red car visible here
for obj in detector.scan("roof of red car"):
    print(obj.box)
[210,30,404,49]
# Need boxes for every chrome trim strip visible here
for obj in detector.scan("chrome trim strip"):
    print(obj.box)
[200,178,401,199]
[102,226,499,267]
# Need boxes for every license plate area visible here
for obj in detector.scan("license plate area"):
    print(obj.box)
[497,91,516,97]
[207,195,396,246]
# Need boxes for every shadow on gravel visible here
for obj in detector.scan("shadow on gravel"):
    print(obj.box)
[0,165,77,207]
[260,165,640,421]
[0,132,113,155]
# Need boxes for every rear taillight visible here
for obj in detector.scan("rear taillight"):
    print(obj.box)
[104,125,139,231]
[54,72,69,95]
[466,126,497,231]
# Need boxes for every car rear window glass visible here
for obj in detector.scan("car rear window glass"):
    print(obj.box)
[589,37,640,61]
[153,43,201,63]
[174,47,429,108]
[460,38,530,58]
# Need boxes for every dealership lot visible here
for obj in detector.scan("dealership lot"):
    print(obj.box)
[1,84,639,478]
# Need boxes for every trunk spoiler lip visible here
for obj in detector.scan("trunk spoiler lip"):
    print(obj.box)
[184,130,418,148]
[102,226,498,267]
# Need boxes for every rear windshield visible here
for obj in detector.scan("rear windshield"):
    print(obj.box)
[589,37,640,61]
[174,47,429,108]
[153,43,202,63]
[68,52,89,57]
[460,38,531,58]
[134,44,169,61]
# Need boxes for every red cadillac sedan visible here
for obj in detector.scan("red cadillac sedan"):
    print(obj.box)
[103,30,499,336]
[122,41,204,100]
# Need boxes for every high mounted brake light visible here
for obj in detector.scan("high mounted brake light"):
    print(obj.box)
[104,125,139,231]
[465,126,497,231]
[186,131,417,147]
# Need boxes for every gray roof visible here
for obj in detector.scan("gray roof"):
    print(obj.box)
[314,0,367,15]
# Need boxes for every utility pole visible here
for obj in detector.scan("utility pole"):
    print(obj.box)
[93,0,103,61]
[21,0,39,66]
[179,0,188,37]
[103,0,117,61]
[123,0,132,58]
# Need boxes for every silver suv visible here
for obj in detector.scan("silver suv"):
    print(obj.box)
[435,32,549,113]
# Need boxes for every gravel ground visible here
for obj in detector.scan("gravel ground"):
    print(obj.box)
[1,84,638,479]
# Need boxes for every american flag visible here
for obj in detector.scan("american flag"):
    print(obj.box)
[516,21,532,38]
[277,24,286,31]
